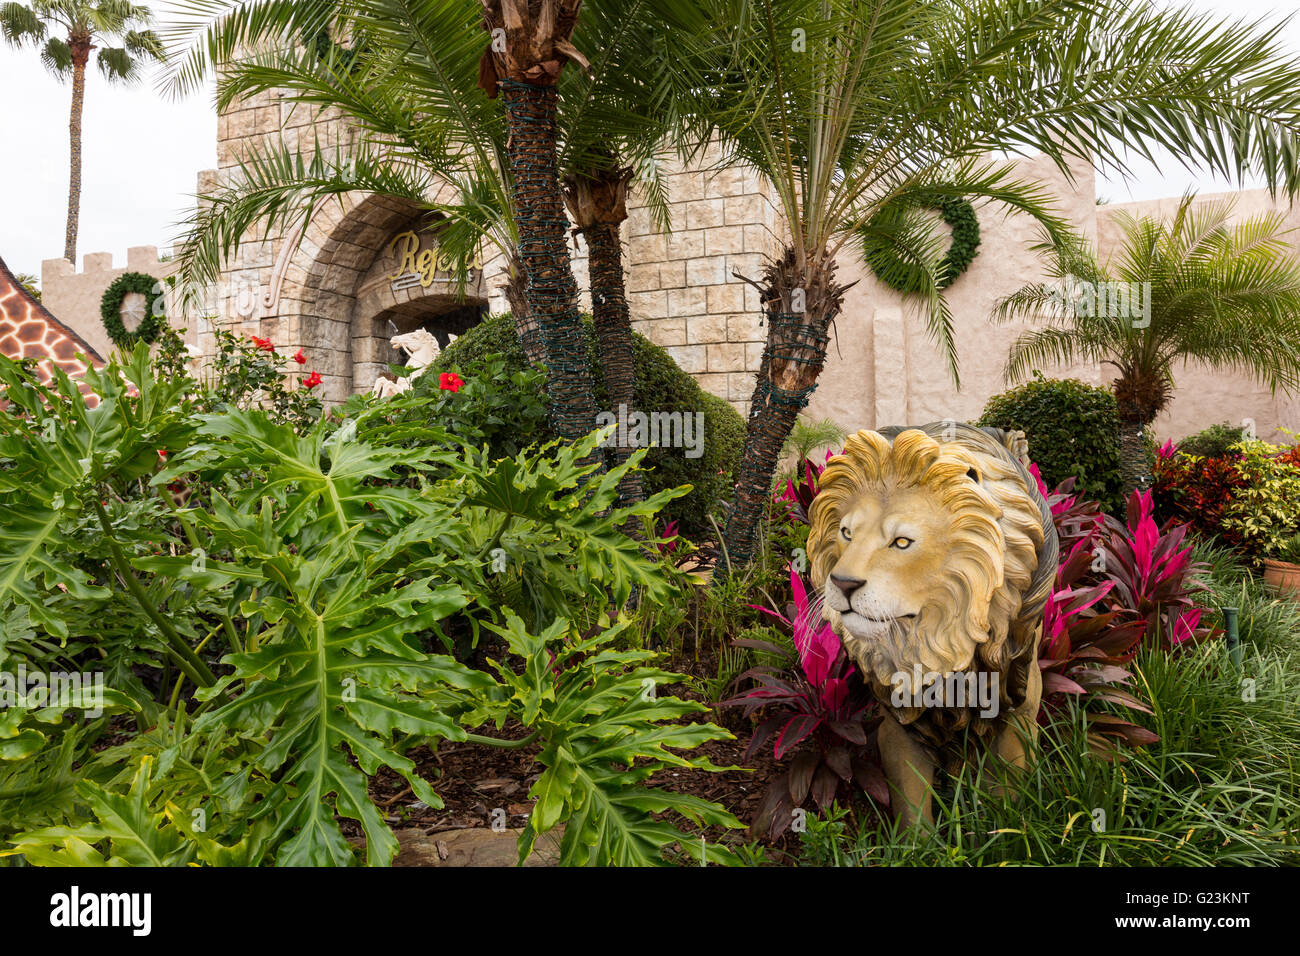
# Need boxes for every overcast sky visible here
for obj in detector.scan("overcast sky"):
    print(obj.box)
[1,0,1298,282]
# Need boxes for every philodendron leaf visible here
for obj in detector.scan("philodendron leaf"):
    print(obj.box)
[492,611,745,867]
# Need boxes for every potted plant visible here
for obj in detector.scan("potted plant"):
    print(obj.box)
[1263,532,1300,598]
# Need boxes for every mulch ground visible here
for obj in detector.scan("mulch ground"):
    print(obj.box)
[361,655,806,862]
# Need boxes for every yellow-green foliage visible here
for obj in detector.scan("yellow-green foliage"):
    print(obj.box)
[1221,440,1300,557]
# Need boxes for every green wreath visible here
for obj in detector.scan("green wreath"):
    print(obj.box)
[100,272,165,350]
[862,194,981,294]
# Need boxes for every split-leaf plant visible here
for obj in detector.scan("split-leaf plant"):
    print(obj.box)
[0,345,741,866]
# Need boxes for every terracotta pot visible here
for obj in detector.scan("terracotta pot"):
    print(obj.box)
[1262,558,1300,598]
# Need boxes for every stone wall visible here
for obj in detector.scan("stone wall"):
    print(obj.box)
[623,151,781,416]
[37,84,1300,443]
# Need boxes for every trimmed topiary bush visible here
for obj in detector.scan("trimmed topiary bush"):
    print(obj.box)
[430,313,746,532]
[979,374,1124,513]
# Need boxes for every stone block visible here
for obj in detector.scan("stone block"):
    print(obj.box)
[702,166,746,197]
[642,317,686,347]
[686,314,728,344]
[628,289,667,318]
[686,256,726,286]
[726,311,764,342]
[665,344,707,374]
[707,284,745,315]
[666,287,707,317]
[627,261,660,292]
[705,225,745,256]
[629,233,666,262]
[728,371,757,402]
[658,260,686,289]
[684,199,725,230]
[707,342,746,372]
[666,229,706,260]
[696,372,728,398]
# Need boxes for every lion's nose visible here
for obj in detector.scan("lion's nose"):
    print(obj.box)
[829,573,865,601]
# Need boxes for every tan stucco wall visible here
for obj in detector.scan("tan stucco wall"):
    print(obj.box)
[807,152,1104,434]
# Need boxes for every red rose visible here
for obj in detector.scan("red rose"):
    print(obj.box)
[293,348,307,365]
[303,370,323,389]
[439,372,464,393]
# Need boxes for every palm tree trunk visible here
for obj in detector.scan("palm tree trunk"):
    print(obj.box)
[581,221,645,506]
[725,249,845,564]
[1118,418,1149,497]
[502,254,545,365]
[498,79,599,457]
[65,41,91,264]
[1112,372,1166,498]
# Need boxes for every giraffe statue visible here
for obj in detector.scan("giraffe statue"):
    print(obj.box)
[0,255,104,401]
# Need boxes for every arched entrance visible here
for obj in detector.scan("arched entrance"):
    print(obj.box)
[278,193,491,402]
[351,224,489,379]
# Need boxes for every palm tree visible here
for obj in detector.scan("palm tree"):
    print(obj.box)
[166,0,697,501]
[555,0,706,502]
[1,0,163,263]
[14,272,41,300]
[996,195,1300,492]
[668,0,1300,564]
[471,0,608,451]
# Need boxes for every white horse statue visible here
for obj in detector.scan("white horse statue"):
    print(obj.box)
[371,328,455,400]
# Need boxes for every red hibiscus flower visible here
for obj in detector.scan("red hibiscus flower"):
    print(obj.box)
[293,348,307,365]
[439,372,464,393]
[303,370,323,389]
[251,335,274,352]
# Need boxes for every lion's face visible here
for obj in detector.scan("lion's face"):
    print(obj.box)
[808,428,1048,693]
[821,484,965,649]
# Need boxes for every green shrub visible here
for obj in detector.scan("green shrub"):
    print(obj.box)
[1220,439,1300,559]
[978,375,1123,512]
[0,347,741,866]
[1176,421,1249,460]
[431,313,746,531]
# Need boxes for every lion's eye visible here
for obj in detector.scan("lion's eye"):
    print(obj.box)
[841,526,852,541]
[891,536,913,550]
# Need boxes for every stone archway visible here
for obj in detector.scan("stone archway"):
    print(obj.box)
[274,192,488,403]
[351,223,488,388]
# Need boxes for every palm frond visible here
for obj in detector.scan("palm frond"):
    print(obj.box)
[173,137,440,313]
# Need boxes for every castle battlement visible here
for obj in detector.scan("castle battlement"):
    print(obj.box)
[41,245,178,282]
[40,245,187,360]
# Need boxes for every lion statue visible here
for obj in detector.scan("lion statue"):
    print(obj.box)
[807,422,1057,825]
